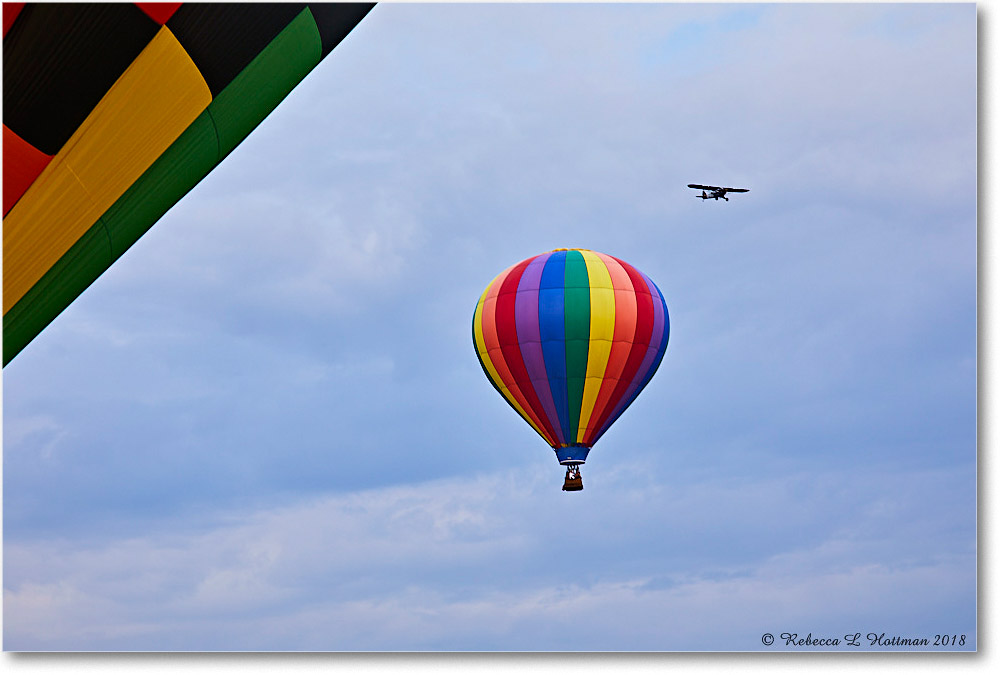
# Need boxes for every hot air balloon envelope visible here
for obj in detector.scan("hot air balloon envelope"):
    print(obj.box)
[2,2,374,365]
[472,248,669,479]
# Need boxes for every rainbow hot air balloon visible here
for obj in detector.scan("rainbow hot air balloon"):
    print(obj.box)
[2,2,374,365]
[472,249,669,491]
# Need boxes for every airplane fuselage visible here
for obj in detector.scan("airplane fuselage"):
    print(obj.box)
[698,189,728,201]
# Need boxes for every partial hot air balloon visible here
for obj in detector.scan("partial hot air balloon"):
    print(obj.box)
[2,2,374,365]
[472,248,669,491]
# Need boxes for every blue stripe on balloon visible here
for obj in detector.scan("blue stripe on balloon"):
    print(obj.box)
[538,250,570,444]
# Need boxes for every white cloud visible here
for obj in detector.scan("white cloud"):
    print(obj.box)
[3,461,974,650]
[1,415,70,462]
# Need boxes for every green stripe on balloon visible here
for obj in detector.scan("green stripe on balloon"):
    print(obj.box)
[210,7,323,156]
[2,223,112,364]
[563,250,591,439]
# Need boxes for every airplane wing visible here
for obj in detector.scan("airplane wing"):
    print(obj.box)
[687,184,719,190]
[724,187,750,192]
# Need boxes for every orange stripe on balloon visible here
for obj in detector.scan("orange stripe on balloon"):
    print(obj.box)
[581,252,638,445]
[585,257,656,442]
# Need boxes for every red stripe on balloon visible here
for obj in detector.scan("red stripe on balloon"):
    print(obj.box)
[481,268,543,438]
[134,2,182,25]
[495,257,561,446]
[584,257,656,444]
[2,2,24,37]
[3,124,53,216]
[592,266,664,442]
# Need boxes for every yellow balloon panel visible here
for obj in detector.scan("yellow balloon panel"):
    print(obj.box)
[576,250,616,441]
[2,26,212,313]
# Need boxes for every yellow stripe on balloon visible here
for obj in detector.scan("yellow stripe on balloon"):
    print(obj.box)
[473,274,551,444]
[576,249,615,442]
[3,26,213,313]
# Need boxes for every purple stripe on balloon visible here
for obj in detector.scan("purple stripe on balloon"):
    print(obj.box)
[644,272,666,361]
[515,253,564,444]
[646,272,669,353]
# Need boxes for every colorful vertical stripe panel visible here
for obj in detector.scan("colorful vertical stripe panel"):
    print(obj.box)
[473,249,669,463]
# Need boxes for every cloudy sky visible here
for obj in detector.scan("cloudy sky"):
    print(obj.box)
[2,1,978,657]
